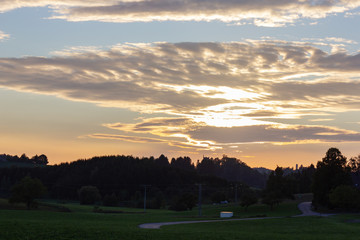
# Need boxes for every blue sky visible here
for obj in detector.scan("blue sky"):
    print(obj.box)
[1,1,360,168]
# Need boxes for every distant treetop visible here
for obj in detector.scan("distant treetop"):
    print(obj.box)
[0,153,48,165]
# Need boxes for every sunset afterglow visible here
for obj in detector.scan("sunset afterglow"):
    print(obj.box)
[0,1,360,169]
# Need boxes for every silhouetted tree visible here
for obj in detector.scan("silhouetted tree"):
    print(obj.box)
[155,154,169,167]
[197,157,221,176]
[312,148,352,208]
[262,166,296,209]
[20,154,29,162]
[348,155,360,172]
[196,156,267,188]
[31,154,48,165]
[9,176,46,209]
[293,164,315,193]
[171,157,194,171]
[240,188,258,211]
[349,155,360,190]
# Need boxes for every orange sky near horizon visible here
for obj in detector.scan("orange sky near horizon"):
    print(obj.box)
[1,1,360,170]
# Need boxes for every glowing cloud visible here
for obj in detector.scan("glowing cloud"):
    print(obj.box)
[0,41,359,114]
[0,41,360,150]
[93,117,360,150]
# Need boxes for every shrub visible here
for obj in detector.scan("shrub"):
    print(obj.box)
[329,185,360,210]
[78,186,101,205]
[103,193,119,207]
[211,191,227,204]
[169,192,197,211]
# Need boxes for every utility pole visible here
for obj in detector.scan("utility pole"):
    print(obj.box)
[197,184,202,217]
[142,185,150,213]
[235,183,238,204]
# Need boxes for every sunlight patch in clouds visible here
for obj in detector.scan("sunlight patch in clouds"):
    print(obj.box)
[0,40,360,151]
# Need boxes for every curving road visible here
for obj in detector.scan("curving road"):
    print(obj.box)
[139,202,327,229]
[296,202,322,216]
[138,216,282,229]
[295,201,333,217]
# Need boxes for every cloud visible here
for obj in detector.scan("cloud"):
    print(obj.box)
[104,117,201,138]
[50,0,360,26]
[1,41,360,149]
[301,37,358,53]
[324,37,358,45]
[187,125,360,144]
[0,30,10,41]
[1,0,360,26]
[87,131,221,151]
[302,37,358,45]
[87,133,168,144]
[0,1,118,13]
[100,117,360,149]
[0,41,359,115]
[309,118,333,122]
[345,11,360,17]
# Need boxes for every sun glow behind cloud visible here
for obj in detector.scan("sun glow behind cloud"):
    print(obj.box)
[1,40,360,161]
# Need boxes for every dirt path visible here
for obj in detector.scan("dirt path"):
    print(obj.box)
[139,202,326,229]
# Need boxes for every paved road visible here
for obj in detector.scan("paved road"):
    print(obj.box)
[295,201,333,217]
[139,201,326,229]
[296,202,321,216]
[138,216,282,229]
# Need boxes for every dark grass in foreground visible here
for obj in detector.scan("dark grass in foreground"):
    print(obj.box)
[0,199,359,240]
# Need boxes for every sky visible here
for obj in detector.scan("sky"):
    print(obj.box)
[0,0,360,169]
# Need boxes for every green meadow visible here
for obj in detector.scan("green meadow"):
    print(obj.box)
[0,199,359,240]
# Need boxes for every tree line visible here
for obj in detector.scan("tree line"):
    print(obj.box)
[1,155,257,209]
[0,153,48,166]
[2,149,360,211]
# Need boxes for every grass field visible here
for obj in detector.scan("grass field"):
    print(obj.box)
[0,199,359,240]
